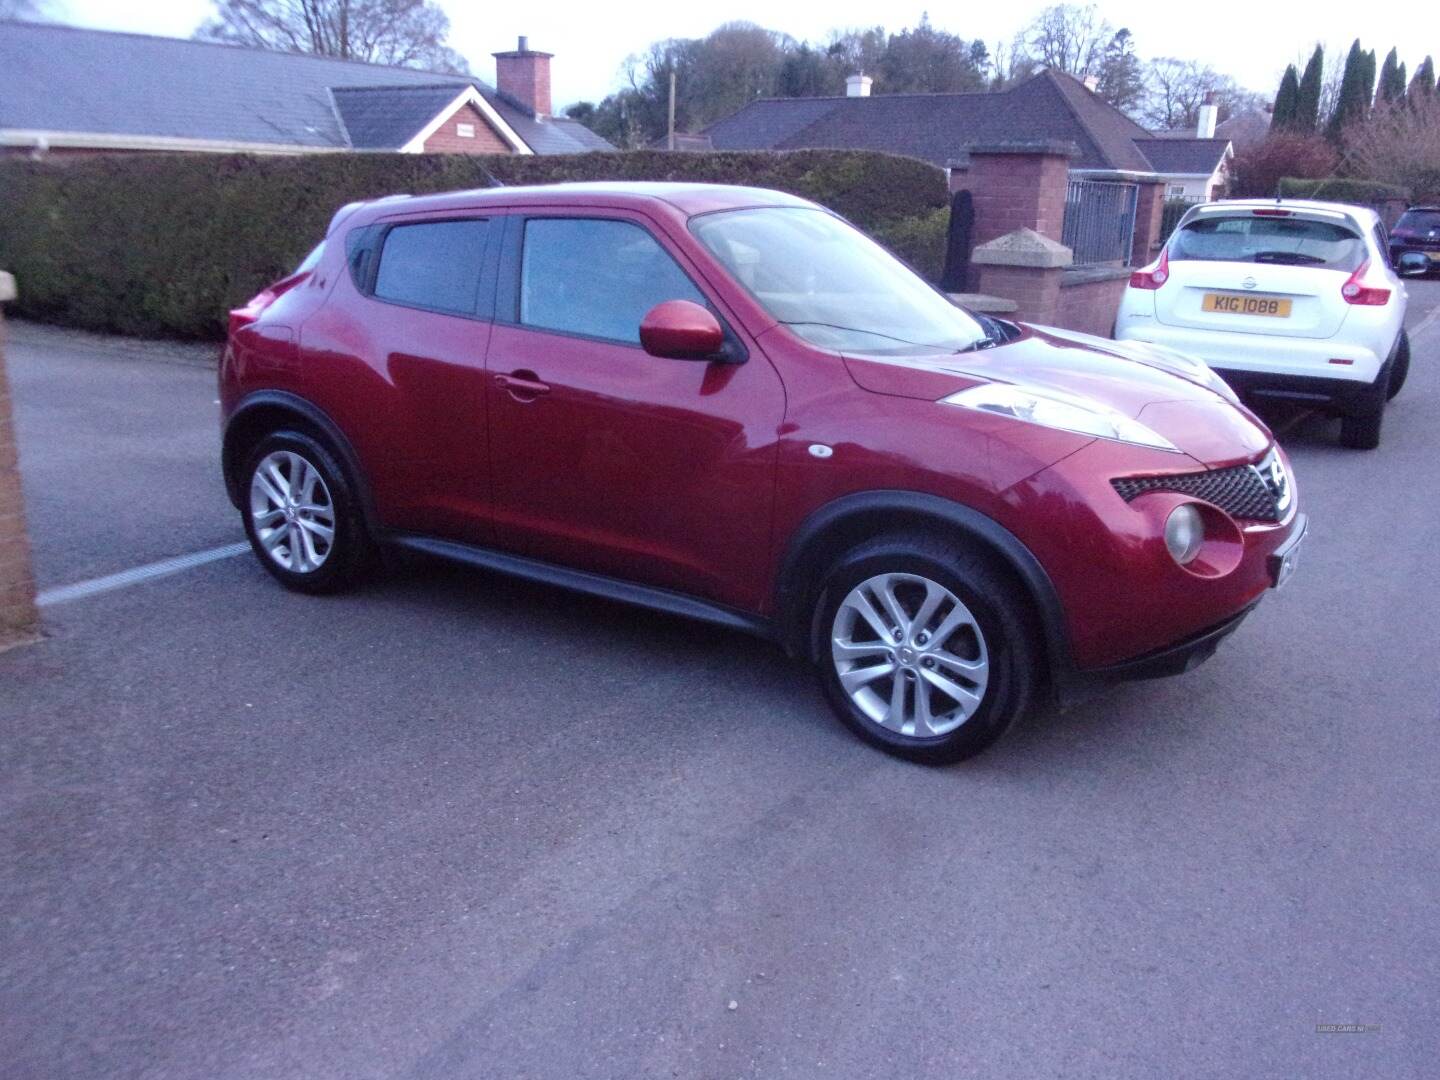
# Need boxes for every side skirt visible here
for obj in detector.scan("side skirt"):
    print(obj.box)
[388,534,776,642]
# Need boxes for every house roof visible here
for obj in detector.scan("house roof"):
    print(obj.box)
[0,20,610,154]
[701,69,1238,178]
[1137,138,1232,176]
[704,70,1161,173]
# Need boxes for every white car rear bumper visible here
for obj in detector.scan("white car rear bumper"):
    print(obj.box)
[1115,317,1383,384]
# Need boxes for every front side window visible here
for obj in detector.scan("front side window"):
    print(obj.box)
[373,219,489,315]
[1169,215,1365,271]
[520,218,706,344]
[691,207,986,356]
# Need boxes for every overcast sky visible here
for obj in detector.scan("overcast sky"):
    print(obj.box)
[52,0,1440,109]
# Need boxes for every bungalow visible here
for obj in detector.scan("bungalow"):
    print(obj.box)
[695,68,1229,198]
[0,21,611,158]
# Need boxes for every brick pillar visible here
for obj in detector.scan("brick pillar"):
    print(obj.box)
[971,228,1073,326]
[965,141,1077,251]
[0,272,38,650]
[1131,178,1167,267]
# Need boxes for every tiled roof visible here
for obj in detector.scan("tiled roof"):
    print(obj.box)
[0,20,611,154]
[1136,138,1231,175]
[331,85,475,149]
[704,71,1160,172]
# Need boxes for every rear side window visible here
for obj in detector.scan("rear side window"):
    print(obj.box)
[373,219,489,315]
[1396,210,1440,232]
[519,218,706,344]
[1170,215,1365,271]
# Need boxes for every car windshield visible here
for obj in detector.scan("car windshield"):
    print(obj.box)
[1169,214,1365,271]
[690,207,987,356]
[1396,210,1440,233]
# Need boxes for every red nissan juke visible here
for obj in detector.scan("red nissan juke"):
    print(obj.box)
[220,183,1305,762]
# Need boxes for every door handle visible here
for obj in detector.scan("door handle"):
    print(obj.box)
[495,369,550,400]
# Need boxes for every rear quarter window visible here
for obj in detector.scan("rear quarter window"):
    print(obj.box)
[1170,216,1366,271]
[372,219,489,315]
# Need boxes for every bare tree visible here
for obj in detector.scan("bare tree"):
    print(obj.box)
[1022,3,1113,79]
[1345,96,1440,198]
[1143,58,1263,130]
[195,0,470,73]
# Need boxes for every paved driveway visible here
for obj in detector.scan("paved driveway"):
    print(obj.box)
[3,286,1439,1080]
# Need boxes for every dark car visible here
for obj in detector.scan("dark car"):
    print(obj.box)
[1389,207,1440,272]
[220,183,1304,763]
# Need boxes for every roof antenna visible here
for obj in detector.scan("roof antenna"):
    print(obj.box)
[479,164,504,188]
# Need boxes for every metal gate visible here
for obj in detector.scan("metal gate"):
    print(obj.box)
[1062,179,1139,266]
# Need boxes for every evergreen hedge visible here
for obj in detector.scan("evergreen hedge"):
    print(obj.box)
[0,149,949,339]
[1276,176,1410,204]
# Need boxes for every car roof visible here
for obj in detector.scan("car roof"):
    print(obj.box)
[351,181,819,222]
[1196,198,1379,225]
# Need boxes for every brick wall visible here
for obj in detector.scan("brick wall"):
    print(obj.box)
[0,309,39,648]
[422,102,515,155]
[1055,270,1130,337]
[1131,180,1167,267]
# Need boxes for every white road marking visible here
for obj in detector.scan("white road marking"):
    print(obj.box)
[1409,301,1440,341]
[37,542,251,607]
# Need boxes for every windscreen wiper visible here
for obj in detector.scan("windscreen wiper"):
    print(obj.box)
[1253,251,1328,265]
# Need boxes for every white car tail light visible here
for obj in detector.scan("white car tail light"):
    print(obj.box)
[1341,259,1391,306]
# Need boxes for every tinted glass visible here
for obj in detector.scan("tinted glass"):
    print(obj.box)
[520,218,705,343]
[692,207,986,356]
[373,219,488,315]
[1170,215,1364,271]
[1396,210,1440,233]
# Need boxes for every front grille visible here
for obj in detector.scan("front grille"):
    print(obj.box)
[1112,448,1289,522]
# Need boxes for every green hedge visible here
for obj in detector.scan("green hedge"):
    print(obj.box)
[0,149,948,339]
[1276,177,1411,204]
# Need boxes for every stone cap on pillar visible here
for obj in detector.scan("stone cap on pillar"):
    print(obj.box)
[971,228,1073,268]
[965,139,1078,159]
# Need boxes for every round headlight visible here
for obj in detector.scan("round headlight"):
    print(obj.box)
[1165,504,1205,565]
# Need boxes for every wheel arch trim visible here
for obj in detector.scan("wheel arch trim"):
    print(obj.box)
[222,391,379,534]
[774,489,1074,686]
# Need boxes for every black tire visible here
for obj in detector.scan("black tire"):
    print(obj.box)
[812,533,1038,764]
[1338,368,1389,450]
[1386,332,1409,401]
[241,430,372,593]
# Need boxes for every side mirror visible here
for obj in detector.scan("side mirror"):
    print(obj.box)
[1397,251,1431,277]
[640,300,726,360]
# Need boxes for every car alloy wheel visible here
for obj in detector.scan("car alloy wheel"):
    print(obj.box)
[248,449,336,573]
[830,572,990,739]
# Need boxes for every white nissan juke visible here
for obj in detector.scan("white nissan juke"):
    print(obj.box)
[1116,199,1430,449]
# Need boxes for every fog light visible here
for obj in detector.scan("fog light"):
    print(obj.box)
[1165,504,1204,565]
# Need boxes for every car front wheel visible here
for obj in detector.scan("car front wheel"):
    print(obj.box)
[814,535,1037,764]
[242,430,370,593]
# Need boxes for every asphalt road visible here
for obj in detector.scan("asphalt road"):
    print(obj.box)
[3,286,1439,1080]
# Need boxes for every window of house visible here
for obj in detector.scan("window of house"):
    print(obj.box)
[1168,184,1186,196]
[373,219,489,315]
[456,123,475,138]
[519,218,706,344]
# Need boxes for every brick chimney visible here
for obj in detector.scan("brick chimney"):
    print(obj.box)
[846,74,872,97]
[493,35,553,117]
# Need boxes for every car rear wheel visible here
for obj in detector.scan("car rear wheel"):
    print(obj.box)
[1338,368,1389,450]
[1386,332,1409,401]
[814,535,1037,764]
[242,431,371,593]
